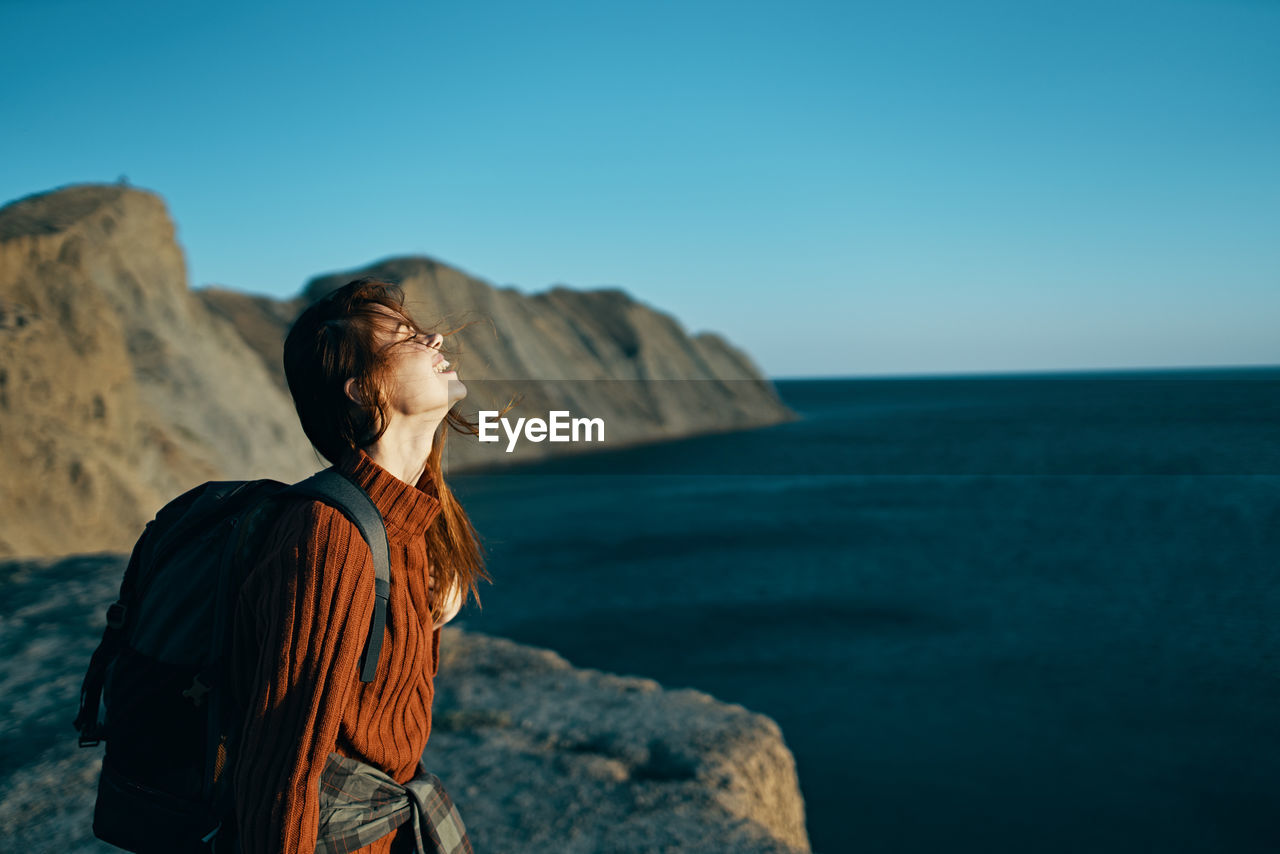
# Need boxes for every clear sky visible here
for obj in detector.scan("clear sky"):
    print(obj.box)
[2,0,1277,378]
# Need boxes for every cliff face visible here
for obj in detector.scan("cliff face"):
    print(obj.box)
[429,627,811,853]
[0,185,318,558]
[204,258,795,471]
[0,183,795,557]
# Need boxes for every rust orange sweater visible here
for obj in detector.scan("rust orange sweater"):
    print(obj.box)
[228,448,445,854]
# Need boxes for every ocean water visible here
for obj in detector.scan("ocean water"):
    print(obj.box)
[447,367,1280,854]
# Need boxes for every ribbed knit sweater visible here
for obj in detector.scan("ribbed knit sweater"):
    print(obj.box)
[228,448,445,854]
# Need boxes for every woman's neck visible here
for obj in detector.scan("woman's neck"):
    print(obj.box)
[362,417,440,486]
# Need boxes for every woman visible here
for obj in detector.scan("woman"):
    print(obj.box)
[227,277,488,854]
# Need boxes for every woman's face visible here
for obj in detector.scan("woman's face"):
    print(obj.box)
[371,308,467,419]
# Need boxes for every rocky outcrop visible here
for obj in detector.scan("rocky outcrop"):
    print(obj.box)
[0,185,319,558]
[0,183,795,558]
[203,257,794,471]
[0,553,811,853]
[429,627,810,853]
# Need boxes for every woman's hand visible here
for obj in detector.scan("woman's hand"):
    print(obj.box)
[433,577,464,629]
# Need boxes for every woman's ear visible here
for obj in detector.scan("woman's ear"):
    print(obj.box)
[344,377,363,405]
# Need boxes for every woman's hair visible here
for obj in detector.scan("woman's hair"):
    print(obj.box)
[283,276,491,622]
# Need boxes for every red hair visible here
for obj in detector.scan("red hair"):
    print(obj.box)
[283,277,491,621]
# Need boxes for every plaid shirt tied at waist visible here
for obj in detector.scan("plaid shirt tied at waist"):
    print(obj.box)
[316,752,473,854]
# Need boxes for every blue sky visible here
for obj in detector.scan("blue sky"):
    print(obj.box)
[2,0,1277,378]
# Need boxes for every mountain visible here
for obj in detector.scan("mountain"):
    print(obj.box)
[0,185,319,557]
[202,257,794,471]
[0,183,795,557]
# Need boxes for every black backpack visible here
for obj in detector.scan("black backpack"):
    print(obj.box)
[73,468,393,854]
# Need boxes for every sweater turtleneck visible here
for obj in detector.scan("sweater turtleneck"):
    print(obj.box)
[228,448,447,854]
[337,447,442,544]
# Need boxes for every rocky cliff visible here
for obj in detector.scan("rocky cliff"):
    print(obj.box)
[202,256,794,472]
[0,553,811,853]
[0,185,320,558]
[0,183,795,558]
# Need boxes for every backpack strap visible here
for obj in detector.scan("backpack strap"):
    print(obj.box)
[279,469,392,684]
[73,520,154,746]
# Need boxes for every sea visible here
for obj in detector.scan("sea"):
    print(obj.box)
[446,366,1280,854]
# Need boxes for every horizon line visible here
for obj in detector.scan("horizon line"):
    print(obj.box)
[769,362,1280,381]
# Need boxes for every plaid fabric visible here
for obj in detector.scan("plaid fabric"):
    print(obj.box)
[316,752,473,854]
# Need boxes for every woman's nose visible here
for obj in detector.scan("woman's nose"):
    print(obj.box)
[426,332,444,349]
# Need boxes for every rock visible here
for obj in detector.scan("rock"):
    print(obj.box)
[0,183,796,558]
[0,185,319,557]
[202,258,798,471]
[429,626,811,853]
[0,554,811,853]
